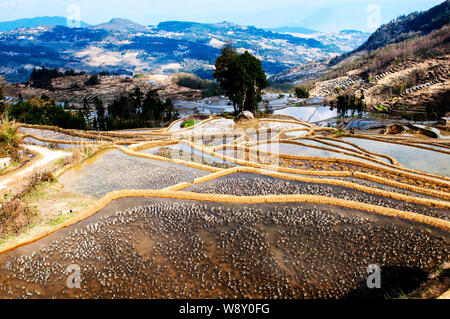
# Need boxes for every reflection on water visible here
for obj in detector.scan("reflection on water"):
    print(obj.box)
[254,142,384,166]
[141,144,235,168]
[23,137,82,150]
[341,138,450,177]
[274,106,347,123]
[296,139,391,164]
[413,125,450,139]
[59,149,208,198]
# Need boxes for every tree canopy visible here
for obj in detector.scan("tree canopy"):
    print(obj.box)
[106,87,178,130]
[213,44,267,114]
[8,96,86,130]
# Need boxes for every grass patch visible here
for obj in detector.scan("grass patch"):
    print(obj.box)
[332,129,348,137]
[48,212,74,226]
[374,104,389,112]
[183,120,200,128]
[0,161,16,174]
[23,180,56,201]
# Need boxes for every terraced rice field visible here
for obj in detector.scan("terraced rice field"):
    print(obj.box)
[1,115,449,299]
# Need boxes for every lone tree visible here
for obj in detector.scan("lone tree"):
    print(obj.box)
[213,44,267,114]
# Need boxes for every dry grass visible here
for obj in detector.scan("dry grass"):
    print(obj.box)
[62,143,103,167]
[364,25,450,76]
[0,170,55,239]
[323,25,450,81]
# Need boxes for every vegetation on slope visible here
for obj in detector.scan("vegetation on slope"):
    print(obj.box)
[173,73,224,97]
[0,120,20,160]
[330,0,450,66]
[105,87,179,130]
[8,95,86,129]
[0,85,4,115]
[295,86,310,98]
[30,66,86,90]
[0,171,54,242]
[322,24,450,81]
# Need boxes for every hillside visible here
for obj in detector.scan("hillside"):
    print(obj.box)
[91,18,149,32]
[308,25,450,120]
[330,1,450,66]
[0,18,368,83]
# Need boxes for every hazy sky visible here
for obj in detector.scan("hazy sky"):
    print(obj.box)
[0,0,444,32]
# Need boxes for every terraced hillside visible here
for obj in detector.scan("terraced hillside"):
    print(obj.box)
[309,25,450,119]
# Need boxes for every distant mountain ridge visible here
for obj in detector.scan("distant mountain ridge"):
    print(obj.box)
[0,16,90,31]
[91,18,149,32]
[0,17,369,82]
[265,26,319,35]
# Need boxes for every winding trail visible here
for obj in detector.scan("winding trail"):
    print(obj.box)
[0,145,70,194]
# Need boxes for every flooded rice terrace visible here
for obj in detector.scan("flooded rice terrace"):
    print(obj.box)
[341,138,450,177]
[0,198,448,299]
[141,143,236,169]
[58,148,209,198]
[3,103,450,299]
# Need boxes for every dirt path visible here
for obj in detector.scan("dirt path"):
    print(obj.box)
[0,145,71,194]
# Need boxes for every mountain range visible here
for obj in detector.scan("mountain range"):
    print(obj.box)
[0,16,90,31]
[0,17,369,82]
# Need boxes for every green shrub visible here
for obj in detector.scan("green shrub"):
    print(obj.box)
[84,74,100,86]
[0,120,20,160]
[393,81,406,95]
[183,120,200,128]
[295,86,310,98]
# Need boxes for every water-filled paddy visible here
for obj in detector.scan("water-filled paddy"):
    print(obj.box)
[341,138,450,177]
[187,172,448,220]
[0,198,447,299]
[22,137,84,150]
[168,120,184,132]
[141,143,235,168]
[293,139,392,164]
[19,127,92,142]
[58,148,209,198]
[284,130,309,138]
[274,106,346,123]
[193,118,236,134]
[254,142,385,167]
[258,121,307,131]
